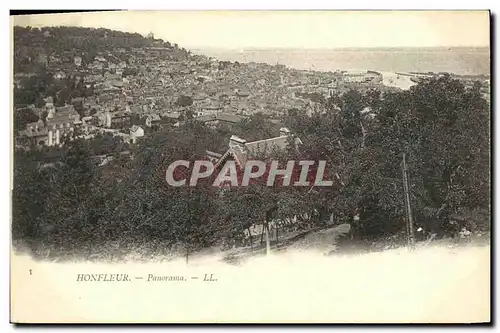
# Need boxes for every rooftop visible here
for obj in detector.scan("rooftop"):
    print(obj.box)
[195,112,248,124]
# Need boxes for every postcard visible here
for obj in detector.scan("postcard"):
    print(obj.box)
[10,10,491,323]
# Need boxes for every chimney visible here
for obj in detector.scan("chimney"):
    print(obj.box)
[229,135,246,149]
[280,127,291,137]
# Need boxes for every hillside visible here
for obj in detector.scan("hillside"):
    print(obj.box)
[13,26,191,74]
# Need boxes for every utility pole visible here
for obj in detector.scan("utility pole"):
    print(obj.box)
[401,152,415,248]
[265,223,271,255]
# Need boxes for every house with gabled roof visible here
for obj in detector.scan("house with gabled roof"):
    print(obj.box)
[129,125,145,144]
[45,106,81,145]
[209,127,302,171]
[19,104,82,147]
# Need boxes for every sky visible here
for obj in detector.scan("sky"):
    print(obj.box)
[12,10,490,49]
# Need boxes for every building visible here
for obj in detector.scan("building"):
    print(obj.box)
[129,125,145,143]
[205,127,303,188]
[206,150,223,164]
[19,120,48,146]
[130,125,144,137]
[45,105,82,146]
[145,113,161,127]
[365,70,383,83]
[96,110,113,128]
[199,102,223,116]
[95,55,107,63]
[74,56,82,67]
[46,105,79,121]
[19,105,81,147]
[111,111,131,128]
[53,71,67,80]
[194,112,248,129]
[341,71,365,83]
[210,127,302,171]
[341,70,383,84]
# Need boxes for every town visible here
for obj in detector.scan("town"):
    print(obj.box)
[9,11,492,325]
[15,26,490,154]
[12,25,491,264]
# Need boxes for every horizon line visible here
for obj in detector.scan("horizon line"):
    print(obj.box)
[189,45,490,50]
[12,25,489,51]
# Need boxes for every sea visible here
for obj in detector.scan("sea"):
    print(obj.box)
[192,47,490,76]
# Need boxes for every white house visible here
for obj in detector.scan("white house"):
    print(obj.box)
[130,125,144,137]
[74,56,82,67]
[53,71,67,80]
[129,125,144,144]
[95,55,107,62]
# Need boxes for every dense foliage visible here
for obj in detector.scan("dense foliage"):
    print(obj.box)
[12,75,490,260]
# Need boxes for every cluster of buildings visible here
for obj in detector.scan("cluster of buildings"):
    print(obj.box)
[337,70,383,84]
[14,35,389,150]
[18,98,82,147]
[16,96,150,149]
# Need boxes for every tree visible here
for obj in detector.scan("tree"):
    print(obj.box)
[234,113,279,142]
[12,150,49,250]
[175,95,193,107]
[405,75,490,235]
[14,108,39,132]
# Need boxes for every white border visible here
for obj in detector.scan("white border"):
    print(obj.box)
[3,1,498,10]
[2,1,497,331]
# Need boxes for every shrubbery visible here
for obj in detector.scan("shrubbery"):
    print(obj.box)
[12,75,490,261]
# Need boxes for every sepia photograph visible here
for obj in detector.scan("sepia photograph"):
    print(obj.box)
[9,9,491,324]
